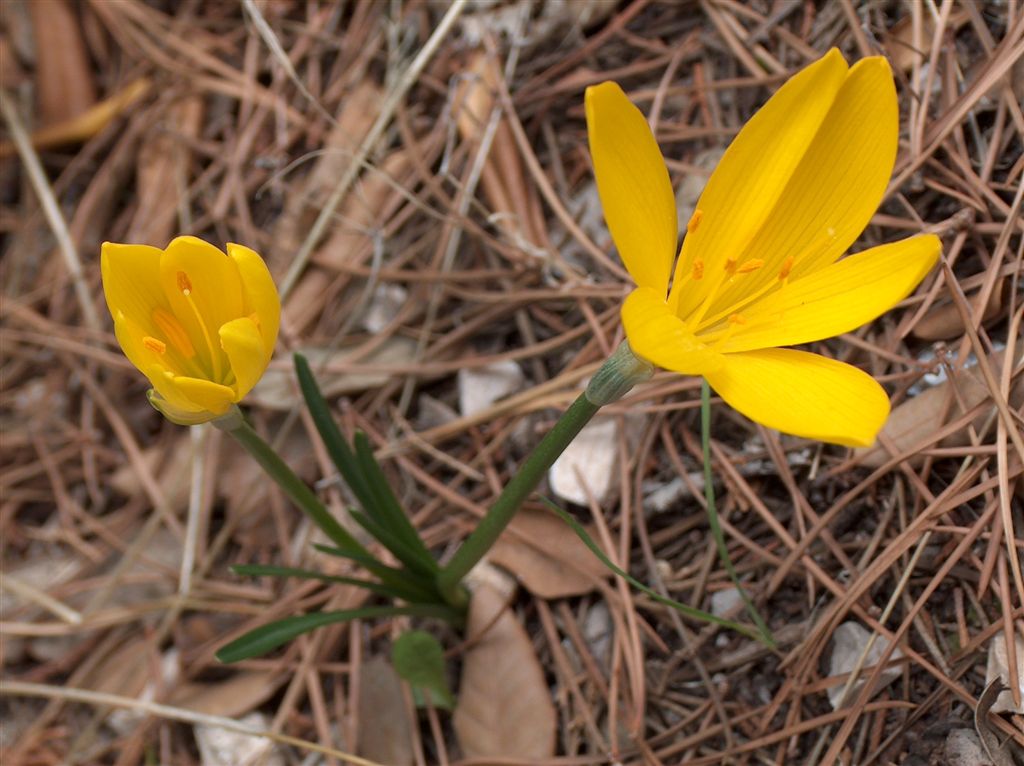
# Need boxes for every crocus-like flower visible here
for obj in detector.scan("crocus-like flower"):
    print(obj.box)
[101,236,280,425]
[586,49,940,446]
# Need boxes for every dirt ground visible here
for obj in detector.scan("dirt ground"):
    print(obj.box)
[2,1,1023,764]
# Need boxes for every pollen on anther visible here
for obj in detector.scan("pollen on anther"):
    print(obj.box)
[143,336,167,354]
[176,271,193,296]
[736,258,764,274]
[778,256,795,281]
[686,209,704,234]
[724,257,738,275]
[691,259,704,280]
[728,313,746,325]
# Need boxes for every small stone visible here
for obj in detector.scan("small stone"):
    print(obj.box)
[194,712,284,766]
[710,587,743,617]
[457,360,525,417]
[826,622,904,709]
[548,416,618,506]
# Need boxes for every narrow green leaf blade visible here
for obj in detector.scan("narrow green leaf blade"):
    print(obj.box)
[540,497,767,643]
[216,604,463,663]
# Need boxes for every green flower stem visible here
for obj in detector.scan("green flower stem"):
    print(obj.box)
[214,408,372,561]
[436,342,653,607]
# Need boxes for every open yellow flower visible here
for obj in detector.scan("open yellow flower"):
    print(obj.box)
[586,49,940,447]
[101,236,280,425]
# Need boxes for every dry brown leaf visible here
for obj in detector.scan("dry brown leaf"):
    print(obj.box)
[283,148,411,332]
[247,339,418,410]
[171,670,284,719]
[128,95,204,244]
[489,508,609,598]
[885,11,970,73]
[28,0,96,124]
[272,80,383,266]
[356,655,415,766]
[856,353,1024,468]
[911,282,1006,341]
[453,584,556,759]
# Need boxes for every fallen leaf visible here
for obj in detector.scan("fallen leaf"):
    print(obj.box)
[171,670,284,719]
[489,508,609,598]
[856,352,1023,468]
[974,681,1017,766]
[984,632,1024,714]
[247,339,419,410]
[912,281,1006,341]
[28,0,96,124]
[453,584,556,759]
[128,95,204,244]
[357,655,415,766]
[885,11,970,73]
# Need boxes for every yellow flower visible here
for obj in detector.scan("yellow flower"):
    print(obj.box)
[586,49,940,447]
[101,236,280,425]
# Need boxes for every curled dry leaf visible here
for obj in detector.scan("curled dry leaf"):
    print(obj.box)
[488,508,609,598]
[356,655,415,766]
[453,584,556,759]
[884,10,970,73]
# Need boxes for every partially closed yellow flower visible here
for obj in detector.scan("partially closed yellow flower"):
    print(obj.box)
[101,236,280,425]
[586,49,941,447]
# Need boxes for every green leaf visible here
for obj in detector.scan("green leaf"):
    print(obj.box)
[349,510,438,578]
[391,630,454,710]
[540,498,767,643]
[216,604,463,663]
[230,563,427,602]
[309,545,441,603]
[352,432,437,571]
[294,353,437,574]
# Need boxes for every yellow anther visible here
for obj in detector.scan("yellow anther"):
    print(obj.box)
[143,336,167,354]
[686,209,704,234]
[778,256,795,281]
[735,258,764,274]
[724,257,738,276]
[177,271,192,296]
[152,308,195,357]
[728,313,746,325]
[691,260,704,280]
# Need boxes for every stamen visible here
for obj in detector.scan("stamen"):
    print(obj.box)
[735,258,764,274]
[177,271,192,296]
[724,257,738,276]
[691,260,704,281]
[778,256,795,282]
[152,308,195,357]
[143,336,167,354]
[686,209,703,234]
[728,313,746,325]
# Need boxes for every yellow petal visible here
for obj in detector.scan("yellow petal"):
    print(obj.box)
[220,317,267,399]
[159,237,244,367]
[586,82,677,294]
[101,242,166,332]
[113,312,200,413]
[227,242,279,363]
[168,376,236,414]
[709,56,899,316]
[704,349,890,447]
[147,390,219,425]
[719,234,941,353]
[670,49,849,317]
[621,287,723,375]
